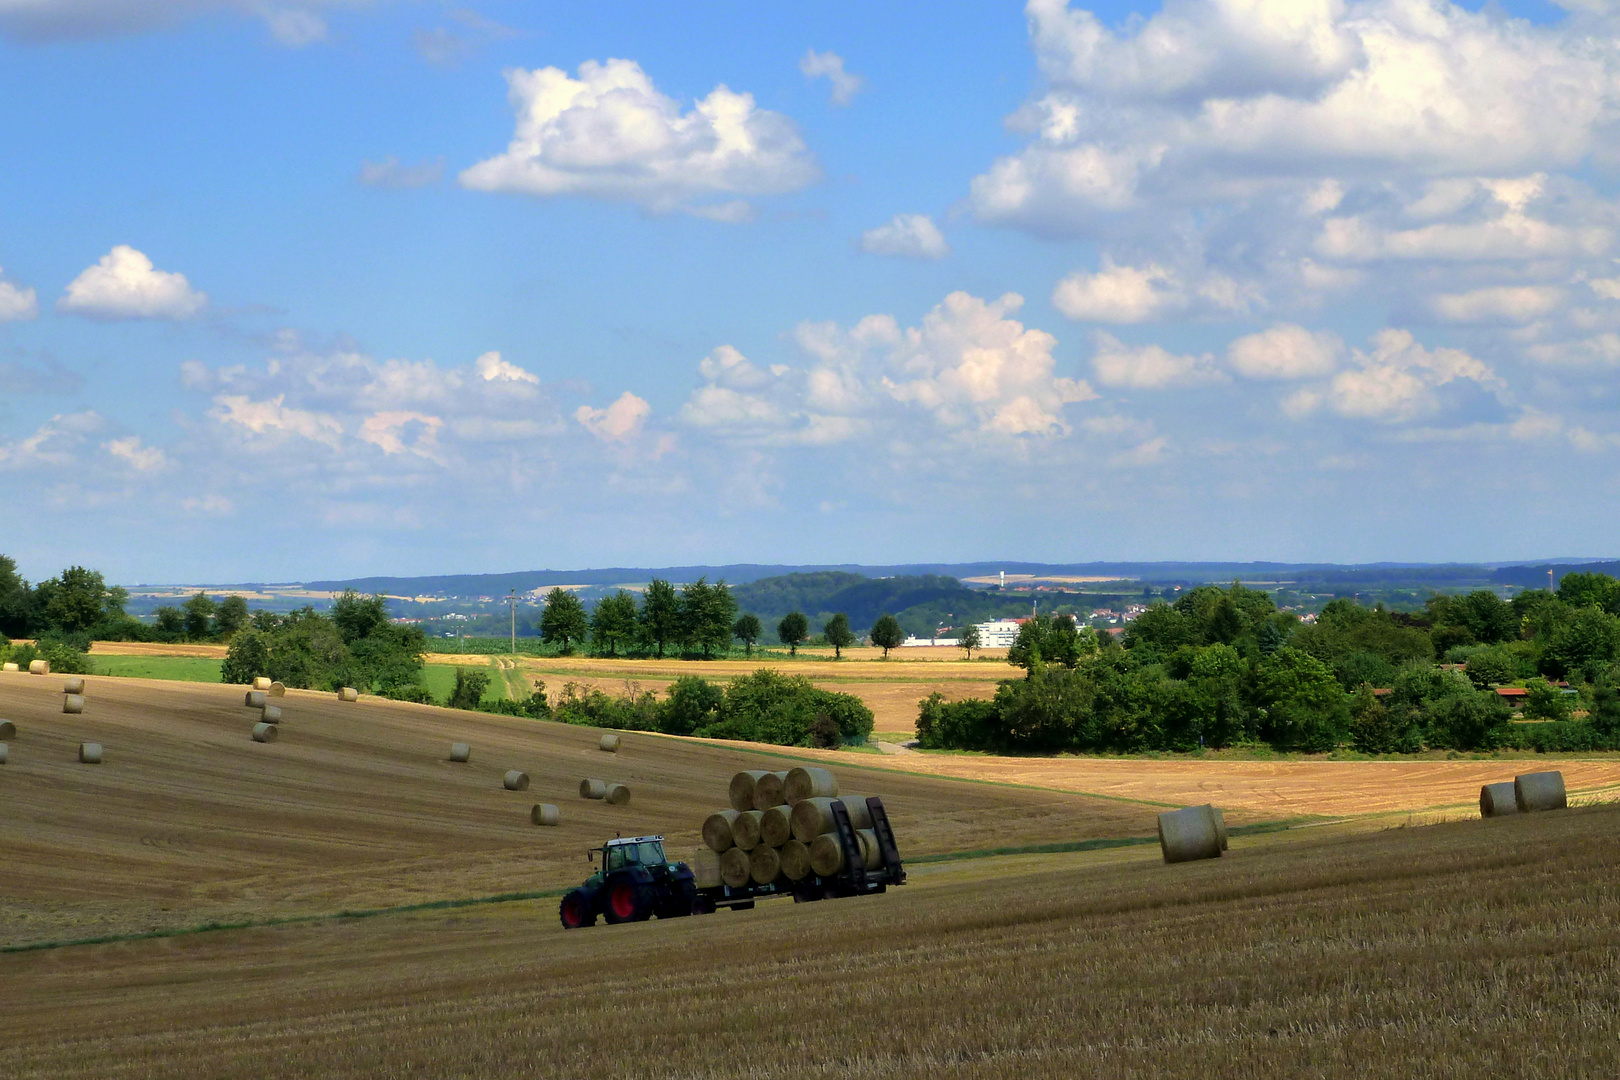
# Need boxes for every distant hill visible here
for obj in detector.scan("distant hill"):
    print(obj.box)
[731,573,985,634]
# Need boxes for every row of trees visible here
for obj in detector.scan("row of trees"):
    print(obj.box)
[220,591,427,695]
[919,578,1620,755]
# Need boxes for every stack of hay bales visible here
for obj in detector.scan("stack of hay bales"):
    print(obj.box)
[62,677,86,715]
[1157,804,1227,864]
[697,767,886,889]
[1482,770,1567,817]
[244,683,282,741]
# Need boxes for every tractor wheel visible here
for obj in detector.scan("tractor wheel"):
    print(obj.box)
[691,894,716,915]
[604,880,653,924]
[559,890,595,929]
[658,879,697,919]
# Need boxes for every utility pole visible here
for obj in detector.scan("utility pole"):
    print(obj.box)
[508,589,517,655]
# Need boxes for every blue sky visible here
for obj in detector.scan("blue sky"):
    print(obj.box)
[1,0,1616,583]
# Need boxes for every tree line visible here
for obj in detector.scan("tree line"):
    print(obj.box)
[918,577,1620,755]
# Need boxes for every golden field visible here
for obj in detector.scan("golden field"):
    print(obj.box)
[5,668,1618,1077]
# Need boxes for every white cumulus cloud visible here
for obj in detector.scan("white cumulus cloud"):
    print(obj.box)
[859,214,950,260]
[1293,329,1502,422]
[209,394,343,448]
[0,265,38,321]
[576,391,651,442]
[103,435,168,471]
[1430,285,1566,324]
[460,59,818,216]
[1053,260,1177,323]
[1090,332,1224,389]
[57,245,206,320]
[800,48,864,105]
[474,350,539,384]
[1227,324,1342,379]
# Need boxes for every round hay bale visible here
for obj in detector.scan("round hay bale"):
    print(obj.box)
[252,721,278,743]
[604,783,631,806]
[732,809,765,851]
[578,778,607,800]
[598,733,621,753]
[252,677,272,691]
[2,662,18,672]
[244,690,266,709]
[503,770,530,791]
[1158,804,1223,864]
[269,682,286,697]
[449,742,471,763]
[808,833,846,877]
[530,803,561,827]
[28,659,49,675]
[337,687,358,702]
[62,677,85,695]
[856,828,883,870]
[1211,806,1228,851]
[690,847,723,889]
[0,720,17,740]
[720,846,752,888]
[260,705,282,724]
[0,743,7,765]
[1515,771,1567,813]
[790,796,873,843]
[759,804,793,848]
[62,694,85,715]
[784,766,838,804]
[748,844,782,885]
[752,771,789,810]
[702,809,741,853]
[78,742,102,764]
[728,770,768,811]
[779,839,812,881]
[1480,781,1519,818]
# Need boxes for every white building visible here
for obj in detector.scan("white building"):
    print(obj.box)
[901,635,961,648]
[973,618,1023,648]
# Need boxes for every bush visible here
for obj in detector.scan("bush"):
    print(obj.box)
[1349,685,1420,754]
[552,681,661,730]
[383,685,436,705]
[661,676,723,735]
[447,668,490,710]
[1426,692,1511,750]
[916,691,999,751]
[686,669,874,748]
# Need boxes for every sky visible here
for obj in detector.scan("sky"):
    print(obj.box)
[2,0,1618,584]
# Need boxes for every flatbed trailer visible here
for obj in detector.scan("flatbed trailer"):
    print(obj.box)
[693,796,906,913]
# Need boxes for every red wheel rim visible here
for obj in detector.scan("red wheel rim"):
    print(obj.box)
[610,883,636,919]
[562,898,583,927]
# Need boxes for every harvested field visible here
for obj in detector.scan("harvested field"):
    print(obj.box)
[2,805,1617,1078]
[0,670,1134,945]
[89,642,228,659]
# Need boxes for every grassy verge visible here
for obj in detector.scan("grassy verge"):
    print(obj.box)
[92,656,224,683]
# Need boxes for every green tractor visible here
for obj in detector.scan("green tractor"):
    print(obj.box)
[559,835,697,929]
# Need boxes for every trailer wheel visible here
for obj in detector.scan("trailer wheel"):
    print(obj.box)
[659,879,696,919]
[559,891,595,929]
[605,880,653,924]
[692,894,716,915]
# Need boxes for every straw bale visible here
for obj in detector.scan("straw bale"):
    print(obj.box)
[749,844,782,885]
[790,796,872,843]
[690,847,723,889]
[28,659,49,675]
[78,742,102,764]
[809,833,846,877]
[252,677,272,691]
[720,846,752,888]
[759,804,793,848]
[530,804,561,827]
[579,778,607,799]
[1480,781,1518,818]
[702,809,741,853]
[252,722,278,743]
[1211,806,1228,851]
[260,705,282,723]
[1158,804,1222,864]
[0,743,7,765]
[449,742,471,763]
[605,783,631,806]
[244,690,266,709]
[503,770,530,791]
[779,839,812,881]
[0,720,13,740]
[753,771,789,810]
[337,687,358,702]
[598,733,621,753]
[728,770,768,812]
[1515,771,1567,813]
[785,766,838,804]
[2,662,17,672]
[269,682,286,697]
[63,694,85,714]
[856,828,883,871]
[732,809,765,850]
[63,677,85,695]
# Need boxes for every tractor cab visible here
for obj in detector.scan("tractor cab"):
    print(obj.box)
[602,836,667,871]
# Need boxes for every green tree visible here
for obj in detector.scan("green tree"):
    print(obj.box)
[35,566,109,635]
[777,611,809,656]
[0,555,30,637]
[331,590,390,643]
[154,606,185,640]
[679,577,737,658]
[1523,678,1572,721]
[221,628,271,685]
[1426,692,1511,751]
[824,613,856,659]
[639,578,680,658]
[1463,646,1515,688]
[590,590,640,656]
[1009,615,1086,673]
[959,622,981,660]
[1348,684,1417,754]
[448,667,490,710]
[183,592,217,640]
[1543,606,1620,680]
[215,595,251,639]
[733,613,762,657]
[541,588,589,653]
[869,613,903,658]
[1557,571,1620,613]
[661,675,724,735]
[1255,647,1350,752]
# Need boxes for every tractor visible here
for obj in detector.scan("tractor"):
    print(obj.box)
[558,835,697,928]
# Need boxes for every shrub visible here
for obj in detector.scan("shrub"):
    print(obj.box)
[661,676,723,735]
[916,691,999,751]
[552,681,661,731]
[1425,692,1511,751]
[447,668,490,710]
[383,685,436,705]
